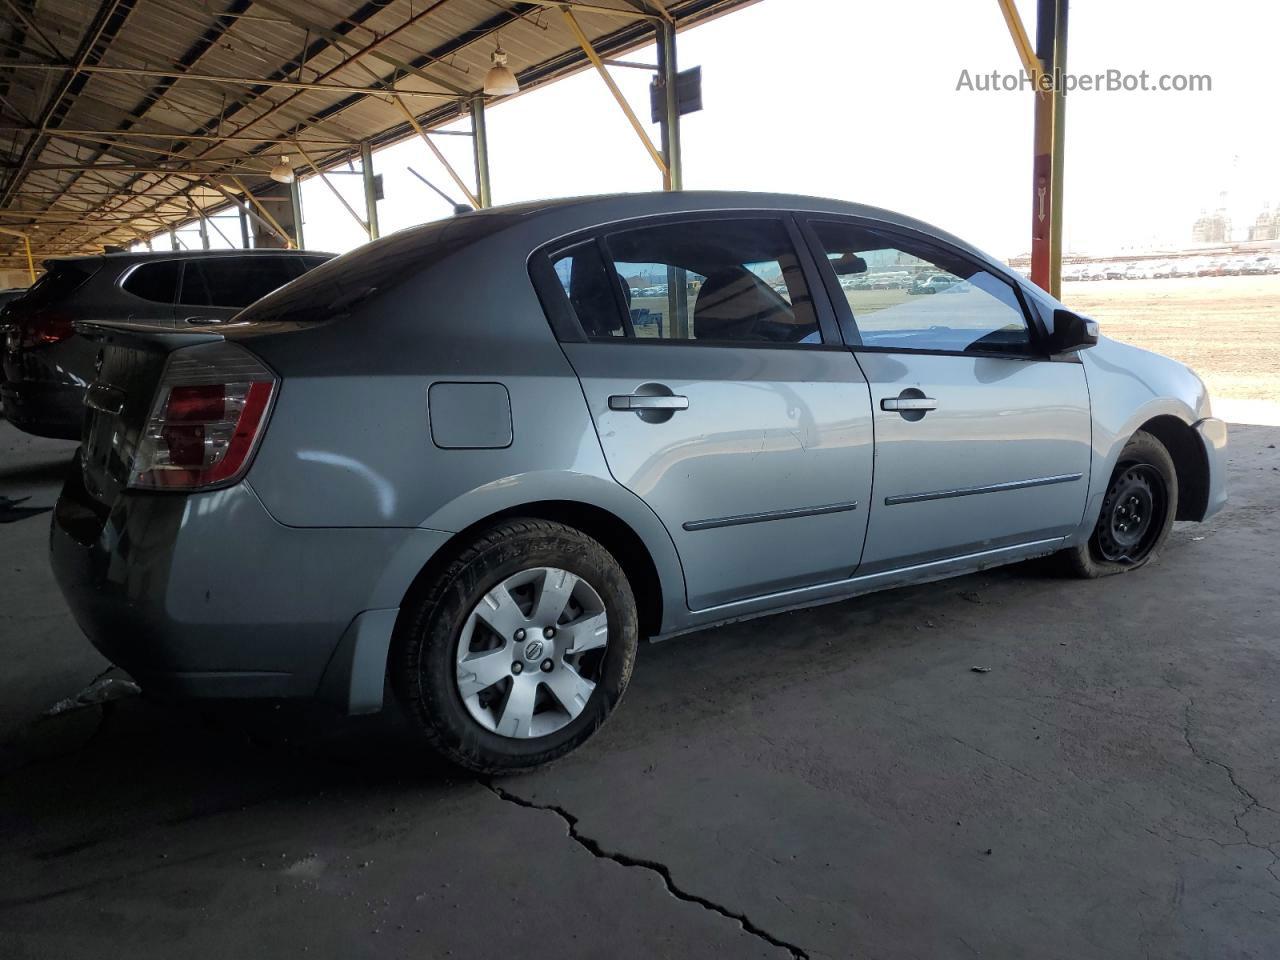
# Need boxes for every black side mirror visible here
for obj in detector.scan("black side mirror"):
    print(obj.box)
[1048,308,1099,354]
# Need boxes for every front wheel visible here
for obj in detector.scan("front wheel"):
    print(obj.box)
[391,519,638,775]
[1060,430,1178,578]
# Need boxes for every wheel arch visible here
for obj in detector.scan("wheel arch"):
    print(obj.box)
[397,500,667,641]
[1136,414,1210,521]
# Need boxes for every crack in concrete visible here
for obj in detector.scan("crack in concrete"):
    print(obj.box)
[485,781,809,959]
[1180,698,1280,885]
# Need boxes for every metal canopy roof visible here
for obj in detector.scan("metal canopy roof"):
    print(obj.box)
[0,0,752,267]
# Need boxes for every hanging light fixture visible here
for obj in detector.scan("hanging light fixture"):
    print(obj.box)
[483,45,519,96]
[269,155,295,184]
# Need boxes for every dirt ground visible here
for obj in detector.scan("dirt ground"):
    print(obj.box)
[1063,274,1280,403]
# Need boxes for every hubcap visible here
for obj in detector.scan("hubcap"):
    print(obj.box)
[1093,462,1166,564]
[455,567,609,739]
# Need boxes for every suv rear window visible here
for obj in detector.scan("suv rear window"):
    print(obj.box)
[121,260,180,303]
[20,260,97,309]
[180,257,304,308]
[236,214,516,325]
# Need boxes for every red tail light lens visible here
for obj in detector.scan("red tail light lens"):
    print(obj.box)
[19,311,75,348]
[130,342,277,490]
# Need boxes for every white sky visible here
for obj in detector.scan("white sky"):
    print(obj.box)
[186,0,1277,261]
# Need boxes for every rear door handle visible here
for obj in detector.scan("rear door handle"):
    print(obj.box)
[881,397,937,411]
[609,394,690,411]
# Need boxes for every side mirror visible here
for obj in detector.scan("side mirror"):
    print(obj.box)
[1048,308,1099,354]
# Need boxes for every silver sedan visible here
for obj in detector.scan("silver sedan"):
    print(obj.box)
[51,192,1227,774]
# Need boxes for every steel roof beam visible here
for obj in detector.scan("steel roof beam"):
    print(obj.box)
[3,62,463,99]
[0,0,135,207]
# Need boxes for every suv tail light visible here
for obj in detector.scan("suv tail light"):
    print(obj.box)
[19,310,75,348]
[130,341,277,490]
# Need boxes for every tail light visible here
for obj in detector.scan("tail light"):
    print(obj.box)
[130,341,277,490]
[19,311,75,348]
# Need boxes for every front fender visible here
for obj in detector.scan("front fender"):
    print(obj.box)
[1076,337,1214,540]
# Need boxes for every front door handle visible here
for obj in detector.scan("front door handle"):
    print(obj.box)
[881,396,937,412]
[609,394,690,411]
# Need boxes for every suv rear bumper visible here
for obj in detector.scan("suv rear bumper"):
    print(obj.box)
[50,467,450,709]
[1,379,83,439]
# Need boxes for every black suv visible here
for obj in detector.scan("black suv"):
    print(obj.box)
[1,249,331,439]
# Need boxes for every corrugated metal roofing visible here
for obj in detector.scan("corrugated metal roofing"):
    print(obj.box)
[0,0,755,267]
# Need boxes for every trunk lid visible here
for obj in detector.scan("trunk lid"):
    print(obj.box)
[75,323,224,508]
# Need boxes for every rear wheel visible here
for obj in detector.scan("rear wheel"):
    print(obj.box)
[391,519,638,775]
[1061,430,1178,578]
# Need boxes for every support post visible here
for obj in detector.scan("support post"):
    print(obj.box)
[196,208,210,249]
[471,94,492,208]
[289,175,305,249]
[220,177,295,248]
[1030,0,1068,298]
[360,141,381,238]
[561,7,668,183]
[0,226,37,283]
[392,98,479,209]
[238,206,250,248]
[655,19,682,191]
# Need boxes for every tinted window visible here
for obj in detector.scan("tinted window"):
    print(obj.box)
[555,219,821,345]
[237,214,516,326]
[121,260,180,303]
[552,242,628,338]
[17,261,96,310]
[813,221,1032,354]
[180,257,303,308]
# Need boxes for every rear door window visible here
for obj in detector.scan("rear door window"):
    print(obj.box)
[121,261,180,303]
[179,257,304,309]
[549,218,824,345]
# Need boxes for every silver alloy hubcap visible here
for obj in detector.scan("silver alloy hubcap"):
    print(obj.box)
[455,567,609,739]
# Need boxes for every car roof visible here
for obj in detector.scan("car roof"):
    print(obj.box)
[431,190,1016,279]
[43,248,335,269]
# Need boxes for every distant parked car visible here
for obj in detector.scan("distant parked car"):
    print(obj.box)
[1105,264,1128,280]
[1169,261,1197,278]
[909,273,958,294]
[1,249,331,439]
[49,192,1228,774]
[1124,264,1149,280]
[1241,257,1272,275]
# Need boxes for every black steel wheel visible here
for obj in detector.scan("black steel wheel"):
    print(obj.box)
[1059,430,1178,578]
[1092,462,1168,564]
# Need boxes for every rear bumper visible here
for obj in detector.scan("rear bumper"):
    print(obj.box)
[1194,417,1228,521]
[50,468,450,709]
[1,379,83,439]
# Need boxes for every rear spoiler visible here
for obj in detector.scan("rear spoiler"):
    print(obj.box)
[73,321,224,352]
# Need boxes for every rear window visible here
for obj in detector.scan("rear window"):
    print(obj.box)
[180,256,305,308]
[19,260,97,309]
[236,214,516,325]
[121,260,180,303]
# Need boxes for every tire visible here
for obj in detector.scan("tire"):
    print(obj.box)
[391,518,638,775]
[1060,430,1178,578]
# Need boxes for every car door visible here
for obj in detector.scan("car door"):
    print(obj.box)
[176,255,306,325]
[533,214,875,611]
[802,217,1092,574]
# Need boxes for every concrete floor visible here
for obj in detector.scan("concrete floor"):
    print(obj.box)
[2,419,1278,960]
